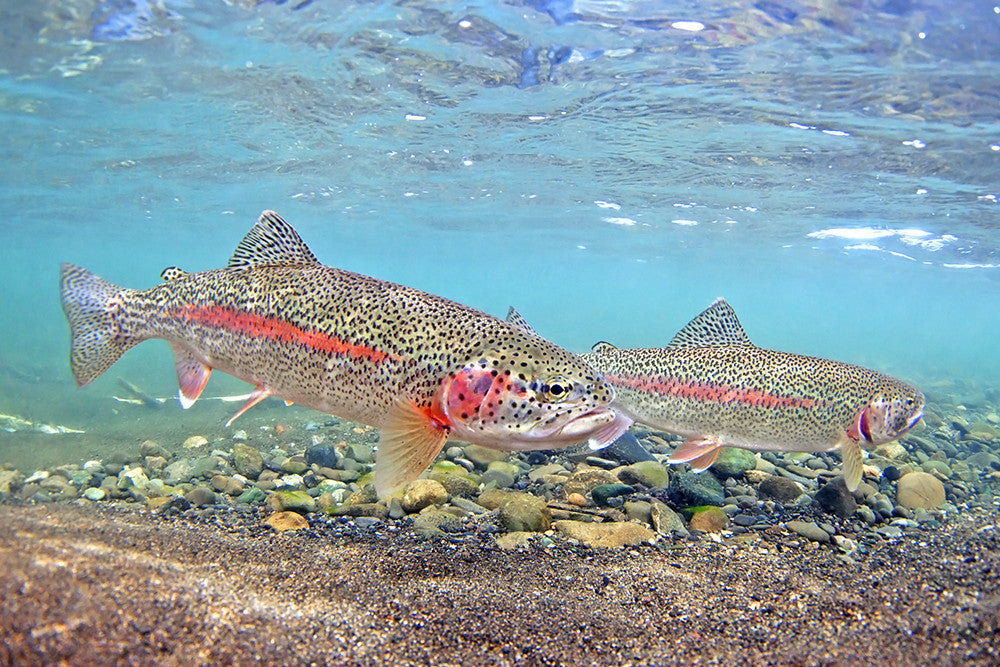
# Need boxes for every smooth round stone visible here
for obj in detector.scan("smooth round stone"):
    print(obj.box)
[883,465,902,482]
[236,486,266,504]
[617,461,669,490]
[486,460,522,480]
[479,469,515,489]
[896,471,946,509]
[672,471,725,507]
[591,483,634,506]
[786,520,831,543]
[710,448,756,478]
[263,511,309,532]
[499,493,551,532]
[184,486,217,506]
[757,475,803,502]
[650,501,689,536]
[271,489,317,513]
[732,513,759,527]
[232,443,263,479]
[920,460,952,478]
[83,487,106,501]
[688,506,731,532]
[183,435,209,450]
[304,443,339,469]
[552,520,654,549]
[400,479,449,513]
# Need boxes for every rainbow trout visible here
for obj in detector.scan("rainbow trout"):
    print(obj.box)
[509,300,924,491]
[60,211,632,495]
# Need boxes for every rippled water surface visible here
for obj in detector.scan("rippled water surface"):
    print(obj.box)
[1,0,998,466]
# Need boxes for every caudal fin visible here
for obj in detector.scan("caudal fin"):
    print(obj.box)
[59,263,137,387]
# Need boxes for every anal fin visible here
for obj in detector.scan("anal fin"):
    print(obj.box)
[668,437,723,473]
[225,386,273,427]
[375,400,450,497]
[171,344,211,410]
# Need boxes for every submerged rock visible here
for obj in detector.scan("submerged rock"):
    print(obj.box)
[671,471,725,507]
[711,448,757,478]
[896,472,946,509]
[617,461,669,490]
[786,520,831,543]
[499,493,551,532]
[401,479,449,513]
[757,475,803,502]
[688,506,730,533]
[814,478,857,518]
[232,443,264,479]
[553,520,655,549]
[264,511,309,532]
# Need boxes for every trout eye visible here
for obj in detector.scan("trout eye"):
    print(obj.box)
[539,376,574,403]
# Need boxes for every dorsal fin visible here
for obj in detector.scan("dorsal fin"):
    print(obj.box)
[505,306,539,337]
[160,267,188,282]
[227,210,320,270]
[591,341,618,354]
[667,298,754,348]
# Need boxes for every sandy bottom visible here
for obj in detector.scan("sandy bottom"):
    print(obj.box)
[1,502,998,666]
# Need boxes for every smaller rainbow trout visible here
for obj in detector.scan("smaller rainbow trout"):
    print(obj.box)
[509,300,924,491]
[60,211,632,495]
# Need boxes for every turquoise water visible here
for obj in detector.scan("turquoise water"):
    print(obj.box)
[1,0,998,467]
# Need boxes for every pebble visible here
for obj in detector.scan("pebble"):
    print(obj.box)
[814,479,857,518]
[896,472,946,509]
[83,487,106,501]
[617,461,670,490]
[592,483,634,506]
[786,520,831,543]
[401,479,449,513]
[184,486,217,506]
[650,501,689,536]
[183,435,209,450]
[672,471,725,506]
[689,506,730,533]
[711,448,757,478]
[499,493,551,532]
[552,520,655,549]
[757,475,803,501]
[264,511,309,532]
[232,443,264,479]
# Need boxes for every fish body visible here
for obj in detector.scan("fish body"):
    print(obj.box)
[581,299,924,491]
[60,211,631,494]
[507,299,924,491]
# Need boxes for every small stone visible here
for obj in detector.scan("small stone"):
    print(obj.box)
[499,493,551,532]
[412,508,463,536]
[305,443,340,469]
[400,479,449,513]
[463,445,510,469]
[623,500,652,524]
[566,492,589,507]
[232,443,264,479]
[237,486,266,504]
[873,442,908,460]
[345,443,374,464]
[264,511,309,532]
[592,483,634,506]
[486,460,522,480]
[441,473,480,497]
[786,520,831,543]
[553,520,655,549]
[476,488,509,510]
[479,469,515,489]
[280,456,309,475]
[650,501,689,537]
[450,497,488,515]
[184,486,217,506]
[494,532,538,550]
[83,487,106,501]
[814,478,857,518]
[920,460,952,478]
[671,470,725,506]
[896,471,946,509]
[183,435,209,450]
[617,461,670,490]
[139,440,169,458]
[25,470,49,485]
[688,506,730,533]
[188,455,224,480]
[528,463,568,482]
[271,489,317,513]
[711,448,757,478]
[211,474,245,496]
[757,475,803,502]
[563,468,618,497]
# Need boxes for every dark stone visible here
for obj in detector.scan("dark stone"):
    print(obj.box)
[883,465,902,481]
[671,471,725,507]
[591,483,634,506]
[814,478,858,518]
[305,444,340,469]
[732,513,759,527]
[153,495,192,515]
[601,431,656,464]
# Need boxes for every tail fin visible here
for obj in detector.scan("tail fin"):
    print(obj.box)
[59,263,138,387]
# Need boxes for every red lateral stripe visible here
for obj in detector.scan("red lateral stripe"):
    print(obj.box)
[176,304,390,364]
[608,374,817,409]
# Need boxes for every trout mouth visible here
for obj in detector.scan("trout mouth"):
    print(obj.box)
[552,408,634,449]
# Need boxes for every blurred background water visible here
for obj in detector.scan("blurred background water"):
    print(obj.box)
[1,0,998,468]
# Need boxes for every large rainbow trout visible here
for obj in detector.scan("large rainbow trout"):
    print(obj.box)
[510,300,924,491]
[60,211,632,495]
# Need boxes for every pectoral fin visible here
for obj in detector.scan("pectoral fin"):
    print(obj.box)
[840,437,864,492]
[375,400,450,497]
[171,344,211,409]
[668,438,723,473]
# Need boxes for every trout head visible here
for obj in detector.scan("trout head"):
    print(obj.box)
[438,350,632,452]
[850,382,925,445]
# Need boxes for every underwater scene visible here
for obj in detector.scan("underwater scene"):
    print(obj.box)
[2,0,999,664]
